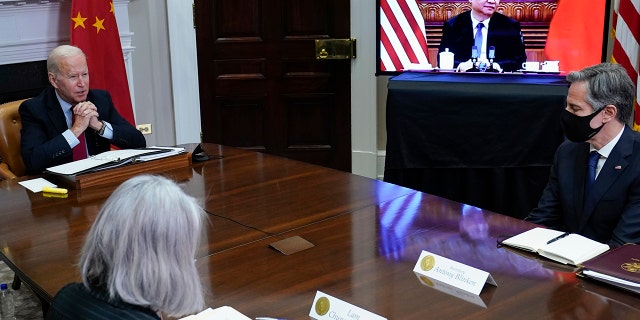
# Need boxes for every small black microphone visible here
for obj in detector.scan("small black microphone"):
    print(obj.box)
[192,143,210,162]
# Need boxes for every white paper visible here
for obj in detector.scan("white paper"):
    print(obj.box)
[540,234,609,265]
[501,227,564,252]
[137,146,185,162]
[403,62,433,71]
[18,178,57,193]
[179,306,251,320]
[46,149,164,175]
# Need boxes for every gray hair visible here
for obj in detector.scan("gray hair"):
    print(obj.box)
[47,45,86,75]
[79,175,206,317]
[566,62,636,125]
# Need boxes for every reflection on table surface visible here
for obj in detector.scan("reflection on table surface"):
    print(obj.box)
[0,144,638,319]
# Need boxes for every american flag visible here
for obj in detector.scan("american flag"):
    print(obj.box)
[611,0,640,130]
[380,0,429,71]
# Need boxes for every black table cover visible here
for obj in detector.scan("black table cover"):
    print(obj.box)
[384,71,569,218]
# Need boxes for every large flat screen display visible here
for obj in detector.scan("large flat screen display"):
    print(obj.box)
[377,0,610,75]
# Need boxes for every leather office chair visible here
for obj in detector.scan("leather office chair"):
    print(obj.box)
[0,99,28,290]
[0,99,27,180]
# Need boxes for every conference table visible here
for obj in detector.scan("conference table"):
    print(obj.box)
[384,71,569,219]
[1,143,639,319]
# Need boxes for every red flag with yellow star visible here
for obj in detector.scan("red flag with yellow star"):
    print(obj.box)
[70,0,135,124]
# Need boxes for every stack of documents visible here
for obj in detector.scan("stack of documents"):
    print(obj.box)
[580,244,640,294]
[45,147,185,175]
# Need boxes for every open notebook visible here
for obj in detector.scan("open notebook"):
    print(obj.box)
[500,227,609,266]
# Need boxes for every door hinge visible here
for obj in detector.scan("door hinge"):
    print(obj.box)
[192,3,196,29]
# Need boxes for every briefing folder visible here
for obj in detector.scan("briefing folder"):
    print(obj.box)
[500,227,610,266]
[45,147,179,176]
[580,244,640,295]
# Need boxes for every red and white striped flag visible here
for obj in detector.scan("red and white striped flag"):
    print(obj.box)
[380,0,429,71]
[611,0,640,130]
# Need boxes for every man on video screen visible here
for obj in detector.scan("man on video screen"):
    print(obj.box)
[438,0,526,72]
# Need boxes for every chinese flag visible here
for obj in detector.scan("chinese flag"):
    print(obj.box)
[70,0,135,125]
[544,0,607,73]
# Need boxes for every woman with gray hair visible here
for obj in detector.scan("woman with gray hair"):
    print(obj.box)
[46,175,206,319]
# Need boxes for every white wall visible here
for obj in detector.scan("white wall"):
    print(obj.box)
[350,0,380,178]
[128,0,175,147]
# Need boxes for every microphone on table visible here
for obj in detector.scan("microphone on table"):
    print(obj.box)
[487,46,497,72]
[471,45,479,62]
[469,46,480,72]
[192,143,210,162]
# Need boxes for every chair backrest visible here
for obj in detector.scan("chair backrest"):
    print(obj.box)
[0,99,27,178]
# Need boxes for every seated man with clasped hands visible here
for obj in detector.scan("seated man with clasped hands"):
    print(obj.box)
[19,45,145,175]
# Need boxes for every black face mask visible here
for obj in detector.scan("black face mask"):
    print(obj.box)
[560,108,605,142]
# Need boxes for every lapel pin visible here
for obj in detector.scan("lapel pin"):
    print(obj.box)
[615,165,622,170]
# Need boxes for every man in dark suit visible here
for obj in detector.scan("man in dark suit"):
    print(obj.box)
[526,63,640,247]
[20,45,146,175]
[438,0,525,72]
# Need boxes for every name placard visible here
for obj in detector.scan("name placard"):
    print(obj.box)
[413,250,497,295]
[414,273,491,308]
[309,291,386,320]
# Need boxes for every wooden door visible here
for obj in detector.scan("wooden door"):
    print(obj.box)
[194,0,351,171]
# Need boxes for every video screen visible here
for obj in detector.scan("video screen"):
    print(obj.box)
[377,0,609,75]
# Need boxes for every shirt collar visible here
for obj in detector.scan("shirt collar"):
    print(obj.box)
[591,126,624,158]
[471,16,490,29]
[54,90,73,114]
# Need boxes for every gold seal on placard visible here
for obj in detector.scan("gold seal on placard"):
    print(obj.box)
[421,255,435,271]
[419,275,434,287]
[315,296,330,316]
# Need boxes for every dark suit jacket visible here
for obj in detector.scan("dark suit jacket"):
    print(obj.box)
[19,87,146,174]
[46,283,160,320]
[438,11,526,72]
[526,126,640,246]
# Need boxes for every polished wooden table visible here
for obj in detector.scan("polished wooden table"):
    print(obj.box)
[1,144,639,319]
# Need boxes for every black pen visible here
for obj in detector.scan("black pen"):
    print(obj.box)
[546,232,570,244]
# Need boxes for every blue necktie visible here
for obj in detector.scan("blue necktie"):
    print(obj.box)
[586,151,599,192]
[474,23,484,55]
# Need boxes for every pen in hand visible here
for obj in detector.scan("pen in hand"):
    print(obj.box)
[546,232,570,244]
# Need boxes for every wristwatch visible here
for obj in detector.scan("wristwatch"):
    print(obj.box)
[97,120,106,136]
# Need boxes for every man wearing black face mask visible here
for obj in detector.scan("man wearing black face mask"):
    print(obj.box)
[526,63,640,247]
